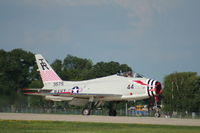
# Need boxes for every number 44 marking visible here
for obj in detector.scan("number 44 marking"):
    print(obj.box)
[127,84,134,89]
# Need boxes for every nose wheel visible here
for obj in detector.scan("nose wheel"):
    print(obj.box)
[153,105,161,118]
[155,111,161,118]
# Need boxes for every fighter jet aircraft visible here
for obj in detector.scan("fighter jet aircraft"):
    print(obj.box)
[24,54,163,117]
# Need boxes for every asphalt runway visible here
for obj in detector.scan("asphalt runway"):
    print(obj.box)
[0,113,200,126]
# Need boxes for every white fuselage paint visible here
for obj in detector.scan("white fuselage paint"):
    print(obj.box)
[43,75,150,102]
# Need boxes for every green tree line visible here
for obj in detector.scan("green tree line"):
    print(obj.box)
[162,72,200,113]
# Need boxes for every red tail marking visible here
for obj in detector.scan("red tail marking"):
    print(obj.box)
[40,70,62,82]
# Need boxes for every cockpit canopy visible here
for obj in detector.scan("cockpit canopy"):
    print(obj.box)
[117,71,144,78]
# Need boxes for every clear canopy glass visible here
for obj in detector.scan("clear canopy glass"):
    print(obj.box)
[117,71,144,78]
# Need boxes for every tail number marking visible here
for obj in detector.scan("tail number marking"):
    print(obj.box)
[53,82,64,87]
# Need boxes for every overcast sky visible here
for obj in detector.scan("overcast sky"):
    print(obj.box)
[0,0,200,82]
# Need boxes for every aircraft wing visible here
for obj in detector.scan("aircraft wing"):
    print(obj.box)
[22,88,53,96]
[56,93,123,101]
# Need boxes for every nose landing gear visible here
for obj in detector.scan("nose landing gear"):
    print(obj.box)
[153,96,161,118]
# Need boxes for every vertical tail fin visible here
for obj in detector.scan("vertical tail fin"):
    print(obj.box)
[35,54,62,84]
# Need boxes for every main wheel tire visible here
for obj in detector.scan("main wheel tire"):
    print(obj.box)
[82,108,91,115]
[108,110,117,116]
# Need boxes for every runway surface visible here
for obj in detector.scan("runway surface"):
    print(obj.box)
[0,113,200,126]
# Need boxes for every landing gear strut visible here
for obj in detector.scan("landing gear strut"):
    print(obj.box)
[153,96,161,118]
[108,109,117,116]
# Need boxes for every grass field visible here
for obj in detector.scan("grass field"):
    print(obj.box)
[0,120,200,133]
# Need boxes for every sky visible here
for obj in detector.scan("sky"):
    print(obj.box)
[0,0,200,82]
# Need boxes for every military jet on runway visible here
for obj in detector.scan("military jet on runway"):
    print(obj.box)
[24,54,163,117]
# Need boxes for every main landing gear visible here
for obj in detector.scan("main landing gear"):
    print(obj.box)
[108,102,117,116]
[82,101,94,115]
[82,98,104,116]
[108,109,117,116]
[81,99,117,116]
[82,104,117,116]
